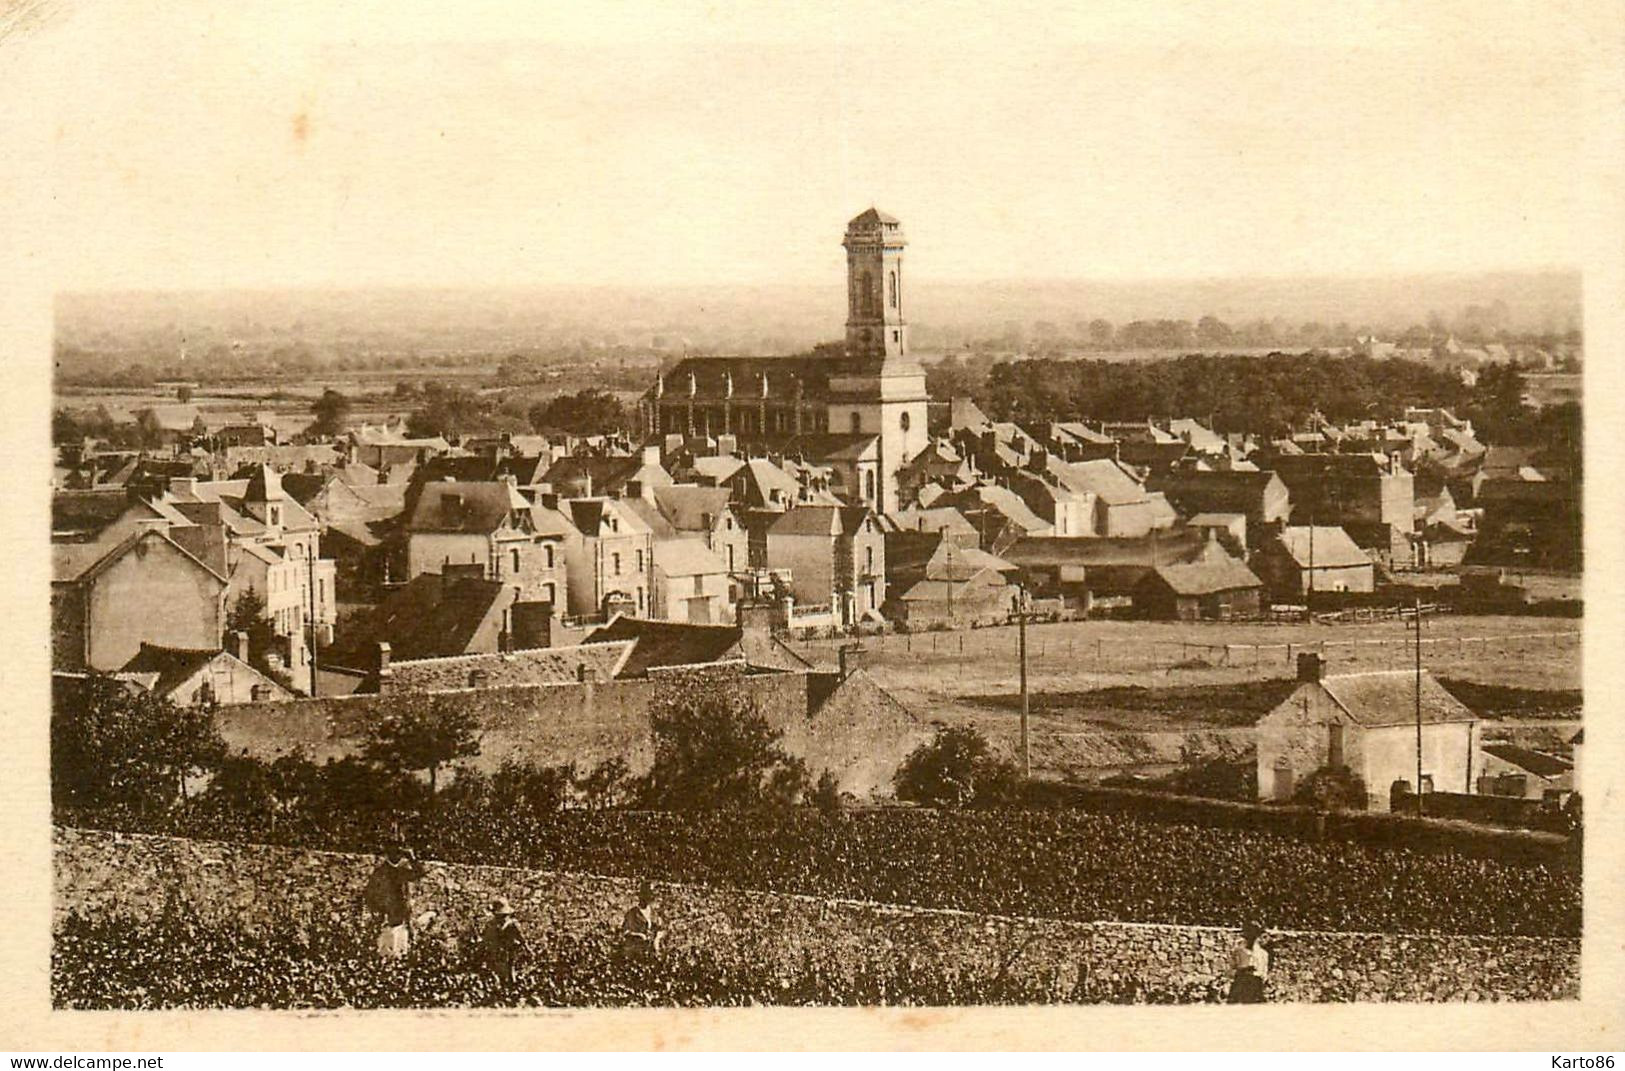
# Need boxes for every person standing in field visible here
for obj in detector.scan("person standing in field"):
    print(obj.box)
[482,898,531,988]
[1227,920,1270,1002]
[364,841,426,959]
[621,882,664,958]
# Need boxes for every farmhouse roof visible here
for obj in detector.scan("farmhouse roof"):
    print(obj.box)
[1275,526,1371,570]
[1314,670,1478,728]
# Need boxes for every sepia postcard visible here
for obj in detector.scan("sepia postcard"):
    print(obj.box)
[2,0,1623,1053]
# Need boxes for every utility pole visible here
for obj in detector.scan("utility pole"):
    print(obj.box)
[1018,580,1030,779]
[306,548,319,698]
[1414,595,1424,817]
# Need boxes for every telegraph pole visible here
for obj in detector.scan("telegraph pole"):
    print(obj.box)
[1414,595,1424,817]
[1018,581,1030,779]
[307,548,319,698]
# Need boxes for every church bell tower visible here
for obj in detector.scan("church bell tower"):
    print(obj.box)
[843,208,908,359]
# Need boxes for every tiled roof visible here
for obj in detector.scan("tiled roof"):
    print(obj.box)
[330,572,511,665]
[651,485,734,532]
[387,640,637,691]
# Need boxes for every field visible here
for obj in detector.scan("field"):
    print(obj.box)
[784,615,1582,777]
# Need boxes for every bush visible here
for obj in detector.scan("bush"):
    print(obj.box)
[893,726,1021,809]
[638,679,809,809]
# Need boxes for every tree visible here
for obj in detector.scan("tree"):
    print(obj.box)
[176,384,194,403]
[1294,765,1367,812]
[52,673,227,811]
[893,725,1021,808]
[527,388,627,436]
[310,389,353,438]
[363,695,482,795]
[225,588,292,688]
[638,679,809,809]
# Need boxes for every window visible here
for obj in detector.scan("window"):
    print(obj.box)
[888,270,897,308]
[511,548,521,573]
[636,549,644,573]
[693,574,704,596]
[899,411,910,432]
[543,582,555,605]
[865,470,876,501]
[637,587,644,612]
[866,546,875,573]
[612,552,621,575]
[850,412,861,433]
[892,330,899,343]
[727,545,735,570]
[545,545,554,568]
[1328,723,1345,768]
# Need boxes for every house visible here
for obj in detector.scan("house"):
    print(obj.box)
[561,497,655,620]
[880,530,1019,629]
[765,505,886,626]
[1002,528,1208,612]
[52,528,228,672]
[541,446,673,502]
[404,478,570,606]
[119,639,293,706]
[1477,744,1573,801]
[1255,655,1482,811]
[1131,539,1263,621]
[643,484,749,574]
[583,612,812,677]
[1039,456,1171,537]
[1149,469,1292,532]
[1253,526,1375,599]
[650,539,734,625]
[1185,512,1248,556]
[326,565,557,681]
[1267,452,1416,561]
[885,505,980,546]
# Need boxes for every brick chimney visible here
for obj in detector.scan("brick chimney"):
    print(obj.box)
[231,629,249,663]
[1297,652,1325,682]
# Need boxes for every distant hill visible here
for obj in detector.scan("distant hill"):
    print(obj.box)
[55,270,1580,364]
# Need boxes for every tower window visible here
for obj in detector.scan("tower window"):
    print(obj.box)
[888,270,898,308]
[865,470,876,500]
[900,411,911,432]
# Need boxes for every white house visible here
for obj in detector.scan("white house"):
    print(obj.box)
[1255,655,1481,811]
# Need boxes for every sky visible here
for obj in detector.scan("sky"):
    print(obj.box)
[15,0,1617,291]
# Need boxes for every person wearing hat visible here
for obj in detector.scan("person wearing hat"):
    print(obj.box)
[1226,920,1270,1003]
[363,841,426,959]
[620,882,664,959]
[482,897,530,988]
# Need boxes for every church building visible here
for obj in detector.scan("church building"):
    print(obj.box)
[642,209,930,515]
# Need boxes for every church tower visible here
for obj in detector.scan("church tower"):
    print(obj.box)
[843,208,908,359]
[828,208,929,515]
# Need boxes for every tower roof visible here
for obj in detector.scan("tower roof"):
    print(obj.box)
[243,463,285,503]
[848,207,900,227]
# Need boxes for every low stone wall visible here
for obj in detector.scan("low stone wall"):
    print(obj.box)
[53,827,1577,1002]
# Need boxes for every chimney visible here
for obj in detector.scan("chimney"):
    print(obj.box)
[838,643,865,680]
[718,434,737,457]
[512,600,554,650]
[1297,652,1324,683]
[170,476,197,497]
[582,471,593,498]
[231,629,249,663]
[642,443,660,466]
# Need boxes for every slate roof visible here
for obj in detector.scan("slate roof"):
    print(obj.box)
[768,504,874,538]
[1481,744,1572,780]
[651,485,735,532]
[849,207,900,226]
[888,506,978,536]
[542,455,669,498]
[1275,526,1372,569]
[118,643,281,699]
[407,481,531,534]
[1144,554,1263,596]
[331,572,512,664]
[52,527,228,585]
[1048,458,1147,506]
[1314,670,1478,727]
[583,617,744,677]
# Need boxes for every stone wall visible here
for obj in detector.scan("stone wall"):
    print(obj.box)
[54,827,1578,1003]
[212,667,911,795]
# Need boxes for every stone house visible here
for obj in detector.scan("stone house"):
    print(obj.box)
[1131,541,1263,621]
[52,528,228,672]
[561,497,655,620]
[765,505,886,626]
[118,638,294,706]
[650,538,734,625]
[1253,526,1375,600]
[1255,655,1481,811]
[405,478,569,608]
